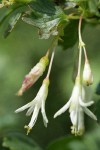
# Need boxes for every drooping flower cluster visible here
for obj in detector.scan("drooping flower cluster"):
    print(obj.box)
[54,16,97,135]
[15,16,97,136]
[54,77,97,136]
[15,44,57,134]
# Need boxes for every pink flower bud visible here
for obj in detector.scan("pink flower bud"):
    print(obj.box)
[17,55,49,96]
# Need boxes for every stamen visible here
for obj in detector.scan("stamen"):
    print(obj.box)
[24,125,32,135]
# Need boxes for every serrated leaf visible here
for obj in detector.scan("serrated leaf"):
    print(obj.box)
[2,132,42,150]
[29,0,56,15]
[4,12,22,38]
[22,15,60,39]
[22,0,67,39]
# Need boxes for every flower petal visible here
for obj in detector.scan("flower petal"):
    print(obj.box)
[82,107,97,121]
[54,99,71,118]
[41,100,48,127]
[78,110,84,135]
[15,102,31,113]
[26,100,36,116]
[79,97,94,107]
[28,106,40,129]
[70,110,77,126]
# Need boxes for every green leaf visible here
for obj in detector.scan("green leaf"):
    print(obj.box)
[46,136,85,150]
[2,132,42,150]
[29,0,57,15]
[88,0,100,17]
[83,128,100,150]
[4,12,22,38]
[96,82,100,95]
[69,0,100,17]
[0,4,23,25]
[0,4,28,38]
[22,0,67,39]
[58,20,78,50]
[95,100,100,123]
[46,128,100,150]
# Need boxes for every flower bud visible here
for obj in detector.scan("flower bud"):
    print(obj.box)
[17,55,49,96]
[83,61,93,86]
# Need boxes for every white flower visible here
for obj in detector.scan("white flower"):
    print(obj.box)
[15,78,50,135]
[54,77,97,136]
[17,55,49,96]
[83,60,93,86]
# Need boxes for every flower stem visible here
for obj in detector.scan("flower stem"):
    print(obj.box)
[77,46,82,77]
[67,15,80,20]
[77,16,83,77]
[46,36,58,79]
[46,48,50,57]
[46,46,56,79]
[78,16,83,44]
[83,46,88,62]
[78,16,88,63]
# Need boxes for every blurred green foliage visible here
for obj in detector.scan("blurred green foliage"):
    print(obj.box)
[3,132,42,150]
[0,0,100,150]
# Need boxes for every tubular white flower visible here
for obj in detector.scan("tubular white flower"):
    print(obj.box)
[17,55,49,96]
[83,60,93,86]
[54,77,97,136]
[15,78,50,135]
